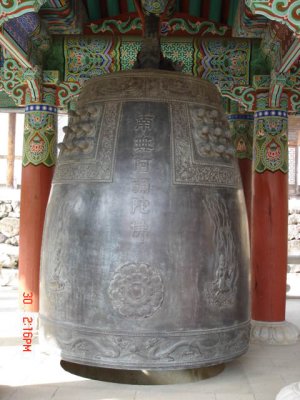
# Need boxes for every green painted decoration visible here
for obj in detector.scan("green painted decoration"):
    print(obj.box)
[161,38,194,73]
[89,17,142,34]
[141,0,170,15]
[43,70,60,84]
[23,104,57,167]
[2,59,27,106]
[107,1,120,17]
[87,16,228,36]
[228,114,254,160]
[62,36,249,83]
[246,0,300,35]
[209,0,222,22]
[56,82,81,108]
[228,0,240,27]
[0,0,47,25]
[254,110,288,173]
[86,0,101,20]
[161,18,228,36]
[120,38,140,70]
[220,85,256,112]
[194,39,250,86]
[127,0,136,13]
[64,37,118,83]
[0,91,17,108]
[142,0,166,14]
[119,37,194,73]
[189,1,201,18]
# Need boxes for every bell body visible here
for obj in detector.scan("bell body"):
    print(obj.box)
[40,70,250,370]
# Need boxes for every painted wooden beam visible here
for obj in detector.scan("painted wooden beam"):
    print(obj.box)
[246,0,300,35]
[209,0,222,22]
[228,0,239,27]
[181,0,189,13]
[201,0,210,18]
[0,32,32,69]
[0,0,48,26]
[107,1,120,16]
[127,0,136,13]
[269,38,300,108]
[86,0,101,20]
[221,0,230,24]
[120,0,128,14]
[280,39,300,72]
[100,1,108,18]
[189,0,201,17]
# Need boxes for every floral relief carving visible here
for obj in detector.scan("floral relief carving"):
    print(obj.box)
[108,263,164,319]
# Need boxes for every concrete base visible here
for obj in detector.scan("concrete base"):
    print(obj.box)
[251,320,300,345]
[276,382,300,399]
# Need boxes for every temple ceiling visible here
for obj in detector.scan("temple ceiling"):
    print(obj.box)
[0,0,299,112]
[40,0,240,33]
[81,0,239,25]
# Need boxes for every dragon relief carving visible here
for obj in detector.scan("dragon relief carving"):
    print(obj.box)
[43,320,250,366]
[44,198,72,307]
[203,195,239,308]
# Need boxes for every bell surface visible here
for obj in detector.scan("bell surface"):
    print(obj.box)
[40,69,250,370]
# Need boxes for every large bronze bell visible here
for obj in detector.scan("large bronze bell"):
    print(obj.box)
[40,69,250,370]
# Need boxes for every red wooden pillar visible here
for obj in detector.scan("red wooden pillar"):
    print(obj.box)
[251,109,299,344]
[228,113,253,228]
[19,104,57,312]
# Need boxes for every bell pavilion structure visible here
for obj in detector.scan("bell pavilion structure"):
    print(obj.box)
[1,0,300,388]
